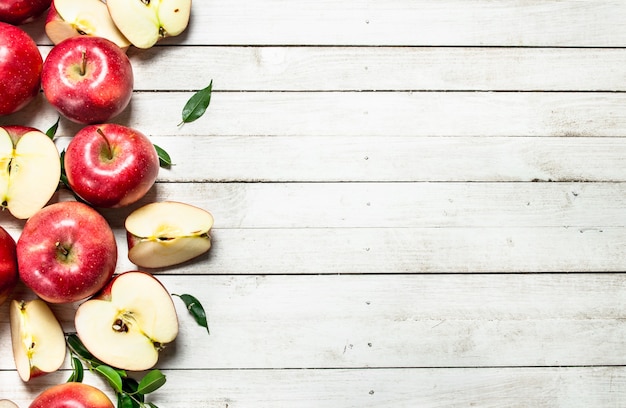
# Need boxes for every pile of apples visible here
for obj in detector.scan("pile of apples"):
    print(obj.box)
[0,0,214,407]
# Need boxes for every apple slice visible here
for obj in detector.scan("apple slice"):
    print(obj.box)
[45,0,131,49]
[10,299,66,382]
[75,271,179,371]
[106,0,191,49]
[0,400,18,408]
[126,201,213,268]
[0,126,61,220]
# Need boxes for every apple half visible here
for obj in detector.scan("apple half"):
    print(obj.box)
[126,201,213,268]
[10,299,66,382]
[75,271,179,371]
[45,0,131,49]
[106,0,192,49]
[0,400,18,408]
[0,126,61,219]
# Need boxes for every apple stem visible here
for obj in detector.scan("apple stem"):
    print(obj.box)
[80,51,87,76]
[55,242,69,257]
[96,128,114,160]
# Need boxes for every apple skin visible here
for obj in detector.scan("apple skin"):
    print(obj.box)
[0,22,43,115]
[0,0,51,25]
[41,35,133,124]
[0,226,17,306]
[29,382,114,408]
[17,200,118,304]
[64,123,160,208]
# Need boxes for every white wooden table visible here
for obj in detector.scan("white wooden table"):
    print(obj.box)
[2,1,626,406]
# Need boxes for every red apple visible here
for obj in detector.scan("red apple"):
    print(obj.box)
[17,200,118,304]
[41,35,133,124]
[0,22,42,115]
[29,382,114,408]
[0,226,17,306]
[0,0,51,25]
[64,124,160,208]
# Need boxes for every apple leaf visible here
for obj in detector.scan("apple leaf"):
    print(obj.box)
[67,356,84,383]
[137,370,167,395]
[153,144,172,168]
[96,365,124,393]
[173,293,210,335]
[46,117,60,140]
[179,80,213,126]
[66,334,96,362]
[117,393,137,408]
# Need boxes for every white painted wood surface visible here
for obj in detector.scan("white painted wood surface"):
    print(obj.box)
[1,1,626,406]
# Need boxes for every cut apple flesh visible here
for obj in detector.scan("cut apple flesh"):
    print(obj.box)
[0,129,61,219]
[75,271,179,371]
[46,0,131,48]
[10,299,66,382]
[126,201,213,268]
[106,0,191,49]
[0,400,19,408]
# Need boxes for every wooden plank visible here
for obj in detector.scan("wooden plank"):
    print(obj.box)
[1,274,625,370]
[1,367,625,407]
[92,182,626,229]
[22,1,626,46]
[1,223,624,275]
[4,92,626,139]
[121,47,626,91]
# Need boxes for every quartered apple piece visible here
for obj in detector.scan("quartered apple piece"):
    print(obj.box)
[46,0,131,49]
[126,201,213,268]
[106,0,192,49]
[10,299,66,382]
[74,271,179,371]
[0,127,61,220]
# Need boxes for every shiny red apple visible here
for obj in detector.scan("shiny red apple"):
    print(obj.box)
[41,35,133,124]
[0,22,43,115]
[17,200,118,304]
[29,382,114,408]
[0,0,51,25]
[64,123,160,208]
[0,226,17,306]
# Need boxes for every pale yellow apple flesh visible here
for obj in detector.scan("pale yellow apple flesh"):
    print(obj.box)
[0,400,19,408]
[46,0,131,48]
[0,129,61,220]
[74,271,179,371]
[106,0,191,49]
[10,299,66,382]
[126,201,213,268]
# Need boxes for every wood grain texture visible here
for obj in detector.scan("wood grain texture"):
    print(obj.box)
[1,0,625,406]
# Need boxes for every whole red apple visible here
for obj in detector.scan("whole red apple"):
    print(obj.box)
[29,382,114,408]
[64,124,160,208]
[41,35,133,124]
[17,200,118,304]
[0,22,42,115]
[0,0,51,25]
[0,225,17,306]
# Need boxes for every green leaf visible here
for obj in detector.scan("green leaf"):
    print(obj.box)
[146,403,159,408]
[179,80,212,125]
[172,293,210,335]
[137,370,167,395]
[46,117,60,140]
[67,356,84,383]
[117,393,138,408]
[59,149,70,189]
[95,365,123,393]
[66,334,95,362]
[153,144,172,168]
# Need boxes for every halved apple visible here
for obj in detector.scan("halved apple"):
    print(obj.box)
[10,299,66,382]
[106,0,192,49]
[45,0,131,49]
[125,201,213,268]
[74,271,179,371]
[0,126,61,219]
[0,400,18,408]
